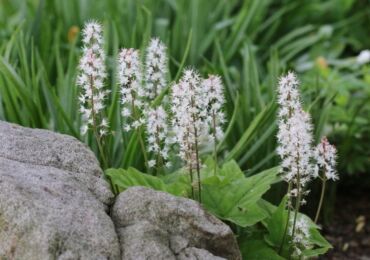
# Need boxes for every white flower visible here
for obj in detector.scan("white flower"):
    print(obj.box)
[277,71,301,117]
[146,106,171,168]
[118,48,144,131]
[314,137,338,181]
[171,69,209,169]
[276,72,315,196]
[202,75,226,141]
[289,216,311,256]
[148,160,156,168]
[356,50,370,65]
[80,125,88,135]
[77,21,109,136]
[145,38,168,100]
[165,161,172,168]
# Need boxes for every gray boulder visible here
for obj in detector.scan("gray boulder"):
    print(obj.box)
[0,121,120,259]
[0,121,241,259]
[0,121,113,206]
[112,186,241,260]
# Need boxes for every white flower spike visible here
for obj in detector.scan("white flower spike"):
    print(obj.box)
[146,105,171,168]
[314,137,338,181]
[171,69,209,169]
[203,75,226,141]
[77,21,109,137]
[276,72,315,193]
[118,48,145,131]
[145,38,168,101]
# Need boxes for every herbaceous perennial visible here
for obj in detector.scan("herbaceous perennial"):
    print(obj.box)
[118,48,145,132]
[276,72,314,199]
[276,72,338,256]
[203,75,225,141]
[276,72,315,256]
[146,105,171,169]
[143,39,171,170]
[202,75,226,173]
[289,216,311,257]
[314,136,338,181]
[314,136,338,223]
[145,38,168,101]
[77,21,109,137]
[74,22,336,258]
[171,69,210,200]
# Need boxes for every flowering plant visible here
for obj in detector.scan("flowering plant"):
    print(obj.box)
[76,21,336,259]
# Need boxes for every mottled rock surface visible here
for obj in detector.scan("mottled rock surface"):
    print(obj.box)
[0,121,120,259]
[0,121,241,259]
[0,121,113,206]
[112,186,241,260]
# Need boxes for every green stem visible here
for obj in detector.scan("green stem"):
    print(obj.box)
[189,88,201,203]
[291,143,302,248]
[137,126,149,171]
[279,182,292,255]
[314,177,326,223]
[95,134,108,169]
[155,125,164,176]
[131,93,149,172]
[291,173,302,244]
[189,167,195,199]
[194,127,202,203]
[89,75,108,169]
[186,131,195,199]
[212,111,218,175]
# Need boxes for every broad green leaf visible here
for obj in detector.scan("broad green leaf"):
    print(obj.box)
[239,240,284,260]
[105,167,188,197]
[201,165,280,227]
[264,196,290,254]
[302,223,332,257]
[264,198,332,258]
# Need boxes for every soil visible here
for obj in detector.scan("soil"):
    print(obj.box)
[319,178,370,260]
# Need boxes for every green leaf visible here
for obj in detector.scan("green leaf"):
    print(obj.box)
[264,198,332,258]
[239,240,285,260]
[264,196,290,253]
[201,164,280,227]
[225,102,277,162]
[302,222,332,257]
[105,167,188,197]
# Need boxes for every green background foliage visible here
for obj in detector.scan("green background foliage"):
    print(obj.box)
[0,0,369,175]
[0,1,369,257]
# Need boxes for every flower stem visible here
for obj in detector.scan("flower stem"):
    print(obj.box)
[291,173,302,244]
[131,94,149,172]
[314,176,326,223]
[212,111,218,175]
[155,125,164,176]
[189,167,195,199]
[95,133,108,169]
[137,126,149,171]
[194,131,201,203]
[185,130,195,199]
[89,75,108,169]
[279,182,292,255]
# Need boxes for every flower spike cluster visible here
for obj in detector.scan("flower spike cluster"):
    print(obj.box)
[118,48,145,132]
[289,216,311,257]
[276,72,315,197]
[314,137,338,180]
[145,38,168,101]
[171,69,209,168]
[146,106,171,168]
[203,75,226,142]
[77,21,109,136]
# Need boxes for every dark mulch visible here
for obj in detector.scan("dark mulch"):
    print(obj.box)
[319,179,370,260]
